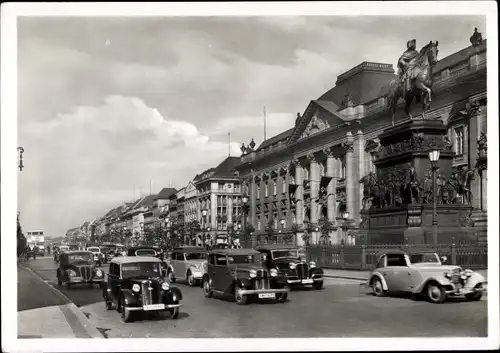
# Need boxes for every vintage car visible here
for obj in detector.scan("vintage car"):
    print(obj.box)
[56,251,105,289]
[202,248,290,305]
[367,250,488,304]
[102,256,183,323]
[256,244,324,290]
[167,246,207,286]
[86,246,104,265]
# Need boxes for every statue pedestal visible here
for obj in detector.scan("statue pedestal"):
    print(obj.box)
[362,119,477,245]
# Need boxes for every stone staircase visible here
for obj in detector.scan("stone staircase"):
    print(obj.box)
[471,210,487,244]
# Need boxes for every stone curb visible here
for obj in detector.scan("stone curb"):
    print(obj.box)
[323,274,368,281]
[20,265,104,339]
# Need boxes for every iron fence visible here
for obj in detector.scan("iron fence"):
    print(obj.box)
[306,242,488,270]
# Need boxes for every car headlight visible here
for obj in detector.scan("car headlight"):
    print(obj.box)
[132,284,140,292]
[289,263,296,270]
[309,261,316,268]
[464,269,473,277]
[67,270,77,277]
[249,269,257,278]
[445,271,453,279]
[270,268,278,277]
[191,263,201,269]
[162,282,170,290]
[96,270,102,277]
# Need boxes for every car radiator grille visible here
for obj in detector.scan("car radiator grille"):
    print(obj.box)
[296,263,309,279]
[141,281,161,305]
[254,269,269,290]
[79,266,92,281]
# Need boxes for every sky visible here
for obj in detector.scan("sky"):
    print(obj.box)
[17,15,486,238]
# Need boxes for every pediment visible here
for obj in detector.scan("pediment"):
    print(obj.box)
[288,100,346,145]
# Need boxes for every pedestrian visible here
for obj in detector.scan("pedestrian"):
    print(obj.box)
[32,245,38,260]
[47,245,51,255]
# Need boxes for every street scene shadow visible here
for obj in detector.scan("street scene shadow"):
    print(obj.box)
[364,291,482,304]
[135,311,190,322]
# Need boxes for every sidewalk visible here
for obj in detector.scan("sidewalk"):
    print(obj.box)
[18,265,103,339]
[322,268,488,281]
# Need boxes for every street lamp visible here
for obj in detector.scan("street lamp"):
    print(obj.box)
[279,219,285,233]
[205,227,211,249]
[164,217,170,247]
[241,195,249,247]
[429,149,440,245]
[342,210,350,245]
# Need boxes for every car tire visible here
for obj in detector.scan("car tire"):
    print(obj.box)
[167,270,175,283]
[426,282,446,304]
[276,292,288,303]
[120,296,133,323]
[168,303,180,320]
[465,284,483,301]
[187,271,195,287]
[313,281,324,290]
[202,277,213,298]
[105,299,113,310]
[234,284,248,305]
[372,278,386,297]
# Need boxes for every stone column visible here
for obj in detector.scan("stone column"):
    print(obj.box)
[344,141,355,222]
[293,159,304,246]
[210,192,217,228]
[324,148,338,243]
[355,129,365,223]
[227,195,233,225]
[250,176,256,226]
[481,169,487,211]
[308,154,320,243]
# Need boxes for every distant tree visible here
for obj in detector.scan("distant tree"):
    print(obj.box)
[17,212,26,256]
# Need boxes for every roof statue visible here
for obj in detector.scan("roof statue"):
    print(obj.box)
[470,27,483,47]
[340,91,354,109]
[295,112,301,126]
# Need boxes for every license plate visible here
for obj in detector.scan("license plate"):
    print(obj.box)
[258,293,276,299]
[302,279,313,284]
[143,304,165,311]
[71,277,83,282]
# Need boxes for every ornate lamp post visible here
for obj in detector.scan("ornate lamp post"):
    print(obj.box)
[342,211,350,245]
[279,219,285,233]
[164,217,170,247]
[241,195,250,247]
[429,149,440,245]
[205,227,211,249]
[201,209,208,246]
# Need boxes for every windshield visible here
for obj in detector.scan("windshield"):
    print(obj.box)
[185,253,206,260]
[121,262,161,278]
[88,247,99,252]
[135,249,156,256]
[229,254,259,264]
[271,249,299,260]
[68,253,93,263]
[409,253,440,264]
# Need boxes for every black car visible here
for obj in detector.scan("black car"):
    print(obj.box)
[256,244,324,290]
[102,256,183,323]
[56,251,105,289]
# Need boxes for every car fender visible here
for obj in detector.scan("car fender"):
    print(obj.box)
[167,264,175,275]
[169,286,183,301]
[466,272,486,288]
[310,267,324,276]
[413,276,451,293]
[368,272,389,291]
[102,282,110,300]
[120,289,140,306]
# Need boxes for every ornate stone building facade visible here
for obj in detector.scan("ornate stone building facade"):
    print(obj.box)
[236,31,487,246]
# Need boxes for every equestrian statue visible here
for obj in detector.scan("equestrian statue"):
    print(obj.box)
[387,40,440,121]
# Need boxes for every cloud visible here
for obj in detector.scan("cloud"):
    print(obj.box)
[18,95,241,236]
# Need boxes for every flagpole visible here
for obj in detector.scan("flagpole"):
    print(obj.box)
[263,106,267,141]
[228,132,231,156]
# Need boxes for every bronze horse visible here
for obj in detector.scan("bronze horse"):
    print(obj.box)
[387,41,439,121]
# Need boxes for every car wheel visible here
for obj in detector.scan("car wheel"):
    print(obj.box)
[465,284,483,301]
[234,284,248,305]
[168,303,180,319]
[167,270,175,283]
[105,299,113,310]
[372,278,386,297]
[203,277,213,298]
[120,296,133,323]
[426,282,446,304]
[276,292,288,303]
[313,281,324,290]
[187,271,195,287]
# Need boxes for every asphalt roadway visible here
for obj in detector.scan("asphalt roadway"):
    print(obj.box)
[23,256,487,338]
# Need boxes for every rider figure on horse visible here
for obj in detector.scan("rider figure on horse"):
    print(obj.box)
[398,39,419,92]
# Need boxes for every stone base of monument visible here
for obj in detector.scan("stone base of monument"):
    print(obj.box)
[360,204,477,245]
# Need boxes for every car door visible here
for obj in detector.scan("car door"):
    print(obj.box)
[171,252,181,276]
[384,254,408,292]
[212,255,228,290]
[108,263,119,302]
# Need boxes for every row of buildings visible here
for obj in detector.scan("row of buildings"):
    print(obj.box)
[66,27,488,247]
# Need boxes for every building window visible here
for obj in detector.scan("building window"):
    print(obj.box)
[265,182,269,197]
[273,180,277,195]
[454,126,465,155]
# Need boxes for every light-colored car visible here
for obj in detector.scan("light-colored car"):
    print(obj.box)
[166,247,207,287]
[367,250,487,303]
[87,246,103,264]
